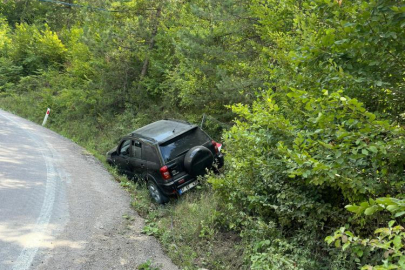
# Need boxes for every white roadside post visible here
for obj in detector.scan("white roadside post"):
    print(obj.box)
[42,108,51,126]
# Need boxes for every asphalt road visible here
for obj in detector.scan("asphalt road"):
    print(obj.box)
[0,109,178,270]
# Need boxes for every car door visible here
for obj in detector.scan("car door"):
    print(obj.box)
[142,142,161,182]
[115,138,132,175]
[128,140,144,180]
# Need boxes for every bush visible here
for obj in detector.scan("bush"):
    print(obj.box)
[209,89,405,268]
[0,17,11,54]
[327,196,405,269]
[10,23,67,74]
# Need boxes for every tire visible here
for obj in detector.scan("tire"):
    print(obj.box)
[147,180,169,204]
[184,146,214,176]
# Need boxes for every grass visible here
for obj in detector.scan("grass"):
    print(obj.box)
[133,182,245,270]
[137,259,162,270]
[0,97,245,270]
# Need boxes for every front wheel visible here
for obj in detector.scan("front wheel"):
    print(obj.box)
[147,180,169,204]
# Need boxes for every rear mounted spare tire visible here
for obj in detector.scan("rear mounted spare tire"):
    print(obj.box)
[184,146,214,176]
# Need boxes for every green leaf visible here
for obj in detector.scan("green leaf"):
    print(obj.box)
[395,211,405,217]
[376,198,397,205]
[364,205,381,216]
[393,235,402,248]
[345,231,354,238]
[345,204,359,213]
[325,236,334,245]
[342,242,351,251]
[368,146,378,153]
[375,228,390,235]
[387,205,401,212]
[367,114,376,121]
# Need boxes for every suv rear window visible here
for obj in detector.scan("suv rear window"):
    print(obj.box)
[159,128,210,162]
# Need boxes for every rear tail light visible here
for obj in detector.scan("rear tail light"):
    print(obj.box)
[160,166,171,180]
[212,140,219,154]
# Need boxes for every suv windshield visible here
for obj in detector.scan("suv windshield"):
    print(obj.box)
[159,128,210,162]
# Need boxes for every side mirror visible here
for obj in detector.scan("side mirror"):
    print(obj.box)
[120,148,129,156]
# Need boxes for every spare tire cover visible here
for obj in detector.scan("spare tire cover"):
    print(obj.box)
[184,146,214,176]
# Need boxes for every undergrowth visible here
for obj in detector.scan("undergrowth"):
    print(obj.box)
[134,180,244,270]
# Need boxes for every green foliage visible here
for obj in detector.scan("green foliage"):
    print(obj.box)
[137,260,161,270]
[252,0,405,121]
[346,197,405,218]
[210,89,405,268]
[0,18,11,53]
[163,0,263,106]
[1,0,405,269]
[213,88,405,213]
[8,23,67,74]
[0,57,23,92]
[0,1,47,25]
[63,27,93,79]
[327,197,405,269]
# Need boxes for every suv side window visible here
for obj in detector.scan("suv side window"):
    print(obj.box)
[142,143,159,163]
[120,139,131,156]
[132,141,142,159]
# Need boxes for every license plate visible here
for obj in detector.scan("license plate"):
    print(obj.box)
[178,181,198,195]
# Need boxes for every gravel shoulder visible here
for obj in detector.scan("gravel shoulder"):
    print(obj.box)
[0,109,178,270]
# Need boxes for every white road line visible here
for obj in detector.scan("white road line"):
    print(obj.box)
[0,112,58,270]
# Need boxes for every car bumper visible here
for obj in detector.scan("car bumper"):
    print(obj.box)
[160,173,196,195]
[158,153,224,196]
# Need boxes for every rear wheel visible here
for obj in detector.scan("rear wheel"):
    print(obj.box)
[147,180,169,204]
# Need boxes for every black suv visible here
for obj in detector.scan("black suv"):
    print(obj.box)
[107,119,224,204]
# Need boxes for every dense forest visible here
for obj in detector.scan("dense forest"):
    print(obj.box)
[1,0,405,269]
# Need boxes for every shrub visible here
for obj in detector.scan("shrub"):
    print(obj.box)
[209,89,405,268]
[10,23,67,74]
[327,196,405,269]
[0,17,11,55]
